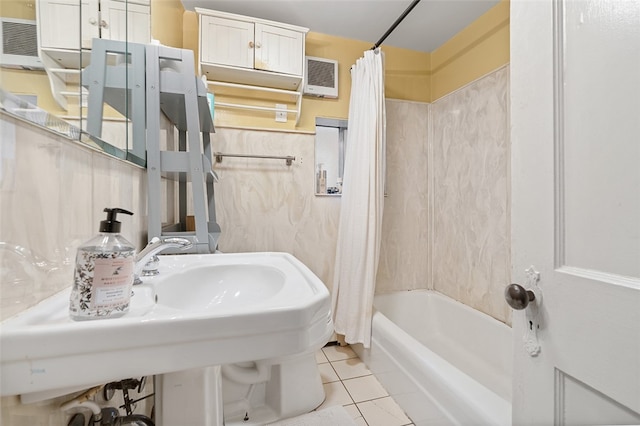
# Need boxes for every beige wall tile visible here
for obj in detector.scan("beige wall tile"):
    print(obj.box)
[376,100,430,294]
[430,67,511,324]
[0,115,156,323]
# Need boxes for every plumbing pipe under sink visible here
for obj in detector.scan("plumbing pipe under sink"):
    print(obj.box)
[60,386,103,423]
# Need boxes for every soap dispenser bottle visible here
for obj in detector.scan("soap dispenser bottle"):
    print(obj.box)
[69,208,136,321]
[317,164,327,194]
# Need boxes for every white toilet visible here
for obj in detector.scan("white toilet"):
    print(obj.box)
[221,349,325,425]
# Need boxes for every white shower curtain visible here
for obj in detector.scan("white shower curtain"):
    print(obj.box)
[331,49,386,348]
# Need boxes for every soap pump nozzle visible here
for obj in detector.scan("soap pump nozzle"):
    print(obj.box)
[100,208,133,233]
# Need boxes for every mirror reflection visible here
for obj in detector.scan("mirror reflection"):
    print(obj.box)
[315,117,347,196]
[0,0,151,163]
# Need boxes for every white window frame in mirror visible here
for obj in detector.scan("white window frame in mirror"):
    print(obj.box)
[315,117,348,196]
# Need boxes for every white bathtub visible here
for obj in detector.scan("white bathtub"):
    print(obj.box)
[353,290,512,426]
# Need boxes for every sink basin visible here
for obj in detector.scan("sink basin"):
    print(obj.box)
[154,264,286,310]
[0,253,333,397]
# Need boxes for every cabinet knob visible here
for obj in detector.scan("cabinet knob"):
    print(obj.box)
[248,41,254,48]
[89,17,97,25]
[255,42,262,48]
[100,20,108,28]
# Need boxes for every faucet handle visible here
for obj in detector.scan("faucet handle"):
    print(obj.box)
[161,237,192,248]
[133,237,193,285]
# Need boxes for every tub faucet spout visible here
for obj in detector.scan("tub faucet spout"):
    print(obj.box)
[134,237,192,284]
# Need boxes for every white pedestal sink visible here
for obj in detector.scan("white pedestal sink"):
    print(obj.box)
[0,252,333,419]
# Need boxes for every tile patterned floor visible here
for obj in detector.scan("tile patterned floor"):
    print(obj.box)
[315,345,414,426]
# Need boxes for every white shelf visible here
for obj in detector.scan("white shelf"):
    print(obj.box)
[200,62,303,91]
[205,79,303,126]
[210,80,301,97]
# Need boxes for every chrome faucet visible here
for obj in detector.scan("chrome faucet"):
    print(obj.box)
[133,237,192,284]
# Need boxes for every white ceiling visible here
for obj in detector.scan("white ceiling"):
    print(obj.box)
[180,0,500,53]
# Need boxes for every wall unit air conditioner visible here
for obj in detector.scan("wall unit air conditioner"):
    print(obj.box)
[0,18,43,70]
[304,56,338,98]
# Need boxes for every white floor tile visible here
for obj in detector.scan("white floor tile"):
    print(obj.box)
[316,381,354,411]
[345,405,369,426]
[318,362,340,383]
[314,345,411,426]
[354,417,369,426]
[343,375,389,403]
[331,358,372,380]
[315,350,329,364]
[357,397,412,426]
[343,404,364,420]
[322,345,357,362]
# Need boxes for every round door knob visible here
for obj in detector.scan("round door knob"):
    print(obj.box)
[89,18,98,25]
[504,283,535,310]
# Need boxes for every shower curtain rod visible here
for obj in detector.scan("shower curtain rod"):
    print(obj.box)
[371,0,422,50]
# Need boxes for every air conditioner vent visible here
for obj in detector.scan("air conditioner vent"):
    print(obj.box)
[0,18,42,70]
[2,21,38,57]
[304,56,338,98]
[308,59,335,88]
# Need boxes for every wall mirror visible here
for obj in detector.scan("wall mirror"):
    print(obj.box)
[315,117,347,196]
[0,0,150,165]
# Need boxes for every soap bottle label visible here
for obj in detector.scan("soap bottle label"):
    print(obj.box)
[70,248,135,320]
[91,257,134,309]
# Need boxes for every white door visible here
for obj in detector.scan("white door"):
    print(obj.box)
[254,23,304,75]
[510,0,640,425]
[200,15,254,69]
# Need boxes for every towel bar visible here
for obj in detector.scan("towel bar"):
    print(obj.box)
[214,152,295,166]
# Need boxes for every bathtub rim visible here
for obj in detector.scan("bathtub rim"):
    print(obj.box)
[354,289,512,426]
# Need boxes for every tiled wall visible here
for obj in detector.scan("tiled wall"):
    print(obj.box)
[375,100,430,293]
[381,68,511,326]
[431,66,511,324]
[0,114,148,321]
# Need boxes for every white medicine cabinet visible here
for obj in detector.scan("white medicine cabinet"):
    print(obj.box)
[197,8,307,91]
[38,0,151,52]
[315,117,348,196]
[200,15,304,78]
[196,8,308,125]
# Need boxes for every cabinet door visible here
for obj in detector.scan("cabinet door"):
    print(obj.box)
[101,0,151,44]
[39,0,98,50]
[81,0,101,49]
[200,16,254,69]
[254,23,303,76]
